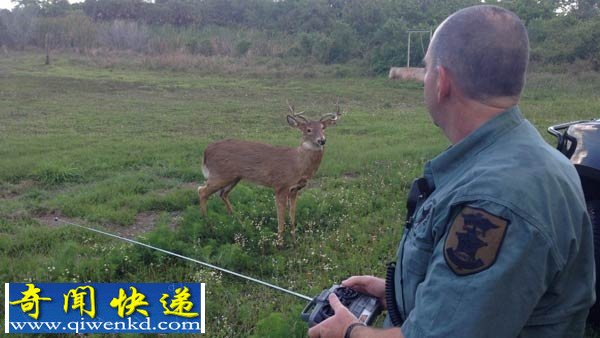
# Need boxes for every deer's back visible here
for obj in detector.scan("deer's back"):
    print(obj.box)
[203,139,305,187]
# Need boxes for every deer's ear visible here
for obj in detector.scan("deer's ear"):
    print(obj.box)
[321,119,336,129]
[320,111,341,129]
[287,115,300,128]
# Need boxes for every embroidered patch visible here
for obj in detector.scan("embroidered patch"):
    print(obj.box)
[444,206,509,276]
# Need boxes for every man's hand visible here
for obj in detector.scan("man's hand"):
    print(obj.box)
[341,276,386,309]
[307,293,358,338]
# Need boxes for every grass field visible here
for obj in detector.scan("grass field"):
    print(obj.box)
[1,51,600,337]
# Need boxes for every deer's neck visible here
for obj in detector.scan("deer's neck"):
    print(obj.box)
[298,143,324,178]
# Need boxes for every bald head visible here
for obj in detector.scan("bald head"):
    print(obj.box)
[429,5,529,101]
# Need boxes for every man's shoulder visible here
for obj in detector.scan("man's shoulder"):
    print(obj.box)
[473,124,579,188]
[451,133,585,231]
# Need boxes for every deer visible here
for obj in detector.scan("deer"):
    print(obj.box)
[198,101,342,243]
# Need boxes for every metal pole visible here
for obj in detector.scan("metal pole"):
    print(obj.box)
[405,30,432,68]
[407,31,411,68]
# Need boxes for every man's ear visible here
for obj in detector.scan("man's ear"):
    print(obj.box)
[437,65,451,101]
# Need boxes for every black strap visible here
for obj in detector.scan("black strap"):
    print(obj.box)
[387,176,435,326]
[344,322,366,338]
[385,262,403,326]
[405,177,434,229]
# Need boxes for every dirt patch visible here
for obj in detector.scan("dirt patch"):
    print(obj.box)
[0,180,37,200]
[35,210,182,239]
[155,181,199,197]
[36,212,65,228]
[120,212,159,238]
[302,177,322,190]
[182,182,199,192]
[342,171,360,181]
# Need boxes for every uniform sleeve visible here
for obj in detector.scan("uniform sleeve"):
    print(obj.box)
[401,200,558,338]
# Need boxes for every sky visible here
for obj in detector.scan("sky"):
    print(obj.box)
[0,0,15,10]
[0,0,84,10]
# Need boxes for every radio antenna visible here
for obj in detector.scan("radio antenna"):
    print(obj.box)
[54,217,312,302]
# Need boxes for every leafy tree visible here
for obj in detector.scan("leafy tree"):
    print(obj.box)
[326,21,358,63]
[572,0,600,18]
[201,0,246,27]
[82,0,148,21]
[501,0,559,25]
[2,0,600,71]
[340,0,387,38]
[0,9,13,47]
[370,17,410,74]
[164,1,199,26]
[11,0,42,9]
[4,5,39,49]
[243,0,275,30]
[529,14,600,68]
[41,0,70,17]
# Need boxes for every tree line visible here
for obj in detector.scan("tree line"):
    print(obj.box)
[1,0,599,73]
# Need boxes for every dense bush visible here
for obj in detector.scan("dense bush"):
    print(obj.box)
[529,14,600,69]
[1,0,599,73]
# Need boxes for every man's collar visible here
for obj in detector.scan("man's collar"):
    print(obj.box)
[426,106,524,187]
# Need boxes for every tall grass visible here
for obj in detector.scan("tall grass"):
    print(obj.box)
[1,51,599,337]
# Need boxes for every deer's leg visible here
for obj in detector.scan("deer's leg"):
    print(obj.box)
[219,178,240,214]
[288,179,306,240]
[198,179,229,215]
[198,185,209,215]
[288,189,299,240]
[274,188,289,244]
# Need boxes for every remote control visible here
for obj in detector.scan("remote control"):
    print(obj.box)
[301,284,383,327]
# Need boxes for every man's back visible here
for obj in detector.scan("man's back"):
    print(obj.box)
[396,107,595,337]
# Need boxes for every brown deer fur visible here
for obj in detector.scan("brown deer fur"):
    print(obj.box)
[198,103,342,243]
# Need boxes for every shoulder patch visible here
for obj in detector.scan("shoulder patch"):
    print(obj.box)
[444,206,509,276]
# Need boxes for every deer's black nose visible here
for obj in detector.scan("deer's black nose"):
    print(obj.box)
[318,139,326,146]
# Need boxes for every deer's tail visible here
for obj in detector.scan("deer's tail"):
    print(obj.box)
[202,154,210,179]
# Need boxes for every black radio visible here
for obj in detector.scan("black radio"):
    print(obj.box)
[301,284,383,327]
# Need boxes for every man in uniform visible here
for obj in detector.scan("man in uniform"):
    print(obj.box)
[308,5,595,338]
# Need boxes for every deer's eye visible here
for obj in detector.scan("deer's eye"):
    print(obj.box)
[307,128,312,133]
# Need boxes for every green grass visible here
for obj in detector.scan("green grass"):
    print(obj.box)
[1,50,599,337]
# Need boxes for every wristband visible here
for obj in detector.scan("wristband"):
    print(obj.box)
[344,322,366,338]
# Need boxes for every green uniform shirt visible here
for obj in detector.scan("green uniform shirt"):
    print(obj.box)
[389,106,595,337]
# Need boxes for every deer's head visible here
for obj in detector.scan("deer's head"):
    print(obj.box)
[286,101,342,151]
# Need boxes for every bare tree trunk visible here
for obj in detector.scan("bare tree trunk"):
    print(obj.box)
[45,33,50,65]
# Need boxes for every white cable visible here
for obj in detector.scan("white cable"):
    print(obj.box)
[54,217,312,302]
